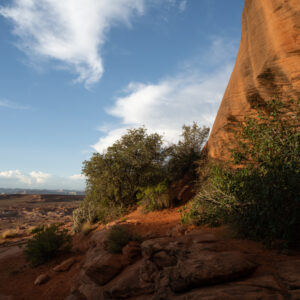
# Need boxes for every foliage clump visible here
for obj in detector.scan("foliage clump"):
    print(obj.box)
[24,224,71,267]
[183,99,300,246]
[106,225,139,254]
[137,181,170,213]
[75,124,209,227]
[167,123,210,181]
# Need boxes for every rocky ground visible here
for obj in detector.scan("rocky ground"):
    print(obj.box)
[0,207,299,300]
[0,194,83,243]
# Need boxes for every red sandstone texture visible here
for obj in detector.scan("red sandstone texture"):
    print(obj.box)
[208,0,300,161]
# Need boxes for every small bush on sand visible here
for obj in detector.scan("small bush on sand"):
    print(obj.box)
[30,225,45,234]
[24,224,71,267]
[72,199,98,233]
[106,225,139,254]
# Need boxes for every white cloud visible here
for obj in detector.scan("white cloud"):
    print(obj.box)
[93,66,232,152]
[0,170,86,190]
[70,174,86,181]
[29,171,51,184]
[0,170,51,185]
[0,0,145,87]
[0,1,188,86]
[0,99,29,110]
[92,38,236,153]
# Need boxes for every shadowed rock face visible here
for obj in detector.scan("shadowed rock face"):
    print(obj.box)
[208,0,300,161]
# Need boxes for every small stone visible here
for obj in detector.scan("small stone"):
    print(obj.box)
[53,257,76,272]
[34,273,50,285]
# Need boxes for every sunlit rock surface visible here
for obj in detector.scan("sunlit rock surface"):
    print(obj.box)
[208,0,300,161]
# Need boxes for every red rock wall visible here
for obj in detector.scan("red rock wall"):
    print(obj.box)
[207,0,300,161]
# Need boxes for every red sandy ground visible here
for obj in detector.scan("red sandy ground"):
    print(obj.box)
[0,207,299,300]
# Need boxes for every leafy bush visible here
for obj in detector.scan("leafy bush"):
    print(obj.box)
[184,99,300,246]
[30,225,46,235]
[106,225,139,254]
[182,171,237,226]
[24,224,71,267]
[83,127,166,207]
[137,181,171,213]
[167,123,209,181]
[76,123,209,225]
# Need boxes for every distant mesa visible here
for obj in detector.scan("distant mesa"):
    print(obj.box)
[207,0,300,161]
[0,188,85,196]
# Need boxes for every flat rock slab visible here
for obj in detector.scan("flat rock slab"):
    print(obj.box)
[165,251,257,293]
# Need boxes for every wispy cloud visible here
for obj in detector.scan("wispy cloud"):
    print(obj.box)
[0,0,186,87]
[92,38,237,153]
[0,99,29,110]
[0,0,145,87]
[179,0,187,12]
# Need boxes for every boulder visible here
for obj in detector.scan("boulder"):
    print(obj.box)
[84,253,126,286]
[158,251,257,293]
[104,261,154,299]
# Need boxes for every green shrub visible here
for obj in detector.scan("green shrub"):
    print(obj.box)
[24,224,71,267]
[182,172,237,226]
[30,225,45,234]
[77,124,209,226]
[185,99,300,246]
[167,123,209,181]
[106,225,139,254]
[137,181,171,213]
[83,127,166,208]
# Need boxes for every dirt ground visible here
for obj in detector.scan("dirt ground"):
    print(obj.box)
[0,205,299,300]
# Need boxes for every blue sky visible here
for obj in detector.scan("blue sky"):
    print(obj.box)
[0,0,244,190]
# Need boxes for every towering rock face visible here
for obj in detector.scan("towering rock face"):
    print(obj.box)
[207,0,300,161]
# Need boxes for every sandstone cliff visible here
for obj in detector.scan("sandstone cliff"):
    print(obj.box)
[208,0,300,161]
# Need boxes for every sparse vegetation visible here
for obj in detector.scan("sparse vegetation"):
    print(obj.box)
[24,224,71,267]
[183,99,300,246]
[137,181,171,212]
[106,225,139,254]
[1,228,20,239]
